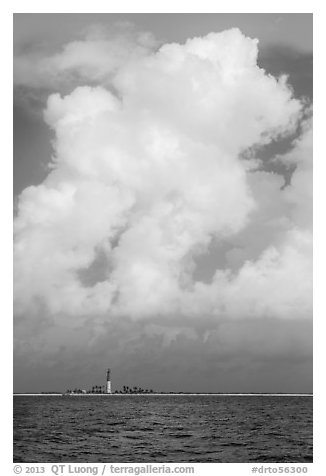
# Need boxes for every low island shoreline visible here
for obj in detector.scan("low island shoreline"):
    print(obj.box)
[13,392,313,396]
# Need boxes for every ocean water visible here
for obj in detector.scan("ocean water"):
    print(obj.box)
[13,395,312,463]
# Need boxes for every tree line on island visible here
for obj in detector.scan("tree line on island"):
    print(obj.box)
[65,385,155,394]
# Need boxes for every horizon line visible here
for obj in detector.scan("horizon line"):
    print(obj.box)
[13,392,313,396]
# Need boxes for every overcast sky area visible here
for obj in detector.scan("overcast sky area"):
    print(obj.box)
[13,13,312,393]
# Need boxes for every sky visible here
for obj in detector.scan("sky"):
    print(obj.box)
[13,13,312,393]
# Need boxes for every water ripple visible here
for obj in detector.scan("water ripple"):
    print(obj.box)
[14,395,312,463]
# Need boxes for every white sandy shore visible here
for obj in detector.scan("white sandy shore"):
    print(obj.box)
[13,393,312,397]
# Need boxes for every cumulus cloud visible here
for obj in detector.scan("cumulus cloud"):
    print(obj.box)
[14,24,158,89]
[185,228,312,320]
[14,28,312,330]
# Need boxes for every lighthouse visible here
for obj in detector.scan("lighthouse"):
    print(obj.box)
[106,368,112,394]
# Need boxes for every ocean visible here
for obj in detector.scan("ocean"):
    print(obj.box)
[13,395,313,463]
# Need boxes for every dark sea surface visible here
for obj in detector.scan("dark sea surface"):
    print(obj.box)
[13,395,312,463]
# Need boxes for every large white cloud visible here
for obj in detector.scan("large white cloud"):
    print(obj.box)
[14,28,311,326]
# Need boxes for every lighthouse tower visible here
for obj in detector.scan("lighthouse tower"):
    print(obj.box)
[106,368,112,394]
